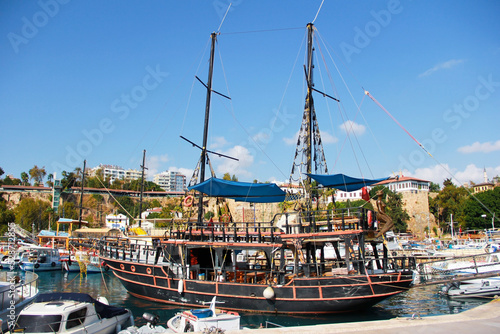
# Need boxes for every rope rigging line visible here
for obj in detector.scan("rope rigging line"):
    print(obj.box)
[311,0,325,24]
[95,175,136,221]
[365,90,433,158]
[365,90,498,221]
[220,26,304,36]
[216,3,231,33]
[314,30,375,179]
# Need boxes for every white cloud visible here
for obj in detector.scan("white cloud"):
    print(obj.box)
[210,136,228,150]
[283,131,299,146]
[418,59,465,78]
[339,120,366,136]
[403,163,500,187]
[458,140,500,154]
[403,164,453,185]
[146,154,169,179]
[214,145,254,179]
[320,131,338,144]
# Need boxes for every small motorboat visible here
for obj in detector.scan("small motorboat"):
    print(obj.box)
[442,279,500,298]
[0,271,39,332]
[19,246,63,272]
[10,292,133,334]
[119,297,240,334]
[167,297,240,333]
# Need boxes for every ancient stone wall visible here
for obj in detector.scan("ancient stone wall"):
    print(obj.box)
[400,190,437,238]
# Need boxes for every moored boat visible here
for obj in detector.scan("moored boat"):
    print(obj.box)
[9,292,133,334]
[19,246,63,272]
[100,22,417,314]
[0,271,39,332]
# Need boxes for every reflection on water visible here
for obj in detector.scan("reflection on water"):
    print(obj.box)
[31,270,490,328]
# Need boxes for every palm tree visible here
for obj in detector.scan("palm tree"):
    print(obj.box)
[46,173,54,187]
[21,172,29,186]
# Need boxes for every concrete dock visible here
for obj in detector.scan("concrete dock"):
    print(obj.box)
[227,298,500,334]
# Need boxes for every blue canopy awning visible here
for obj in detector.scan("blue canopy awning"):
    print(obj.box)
[188,177,286,203]
[306,173,388,192]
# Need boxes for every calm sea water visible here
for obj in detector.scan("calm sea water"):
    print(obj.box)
[22,270,489,329]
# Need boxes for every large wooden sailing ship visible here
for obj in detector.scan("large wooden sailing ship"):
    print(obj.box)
[99,23,416,314]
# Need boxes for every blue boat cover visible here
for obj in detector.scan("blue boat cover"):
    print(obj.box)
[306,173,388,192]
[188,177,286,203]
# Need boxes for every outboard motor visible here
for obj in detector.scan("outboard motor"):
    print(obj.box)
[143,313,159,328]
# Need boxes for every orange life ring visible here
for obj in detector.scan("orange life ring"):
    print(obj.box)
[130,265,136,272]
[146,267,152,275]
[120,264,125,270]
[183,195,193,207]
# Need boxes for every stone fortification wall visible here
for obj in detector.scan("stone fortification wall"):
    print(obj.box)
[400,190,437,237]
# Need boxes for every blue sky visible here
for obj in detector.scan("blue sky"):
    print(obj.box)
[1,0,499,187]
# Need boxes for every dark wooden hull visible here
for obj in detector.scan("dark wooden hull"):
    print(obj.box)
[102,257,414,314]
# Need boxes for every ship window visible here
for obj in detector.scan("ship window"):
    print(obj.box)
[16,314,63,333]
[66,307,87,329]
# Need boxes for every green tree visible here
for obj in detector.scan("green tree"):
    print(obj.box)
[29,165,46,186]
[46,173,54,187]
[462,187,500,230]
[0,194,15,234]
[14,197,51,232]
[231,174,238,182]
[59,201,79,220]
[2,176,21,185]
[21,172,29,186]
[428,180,469,227]
[61,170,78,190]
[429,182,440,192]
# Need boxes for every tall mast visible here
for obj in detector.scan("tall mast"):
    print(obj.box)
[138,149,147,227]
[289,23,332,210]
[305,23,314,188]
[78,159,86,228]
[197,32,217,225]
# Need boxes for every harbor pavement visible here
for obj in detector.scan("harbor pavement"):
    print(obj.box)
[227,297,500,334]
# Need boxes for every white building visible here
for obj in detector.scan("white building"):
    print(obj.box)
[105,213,129,230]
[375,175,430,194]
[90,164,143,183]
[333,175,430,202]
[154,171,186,192]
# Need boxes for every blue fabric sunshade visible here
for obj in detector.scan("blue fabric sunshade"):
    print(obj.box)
[306,173,388,192]
[188,177,286,203]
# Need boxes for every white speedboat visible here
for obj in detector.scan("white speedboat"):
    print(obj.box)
[443,279,500,298]
[167,297,240,333]
[10,292,133,334]
[0,271,39,332]
[119,297,240,334]
[19,246,63,272]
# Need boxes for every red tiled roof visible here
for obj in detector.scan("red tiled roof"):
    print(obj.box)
[374,176,429,185]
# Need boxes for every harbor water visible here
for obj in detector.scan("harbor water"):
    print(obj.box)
[25,269,490,329]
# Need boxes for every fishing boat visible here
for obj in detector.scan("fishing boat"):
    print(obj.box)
[19,246,63,272]
[99,22,417,314]
[9,293,133,334]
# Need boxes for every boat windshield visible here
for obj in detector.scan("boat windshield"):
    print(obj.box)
[16,314,62,333]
